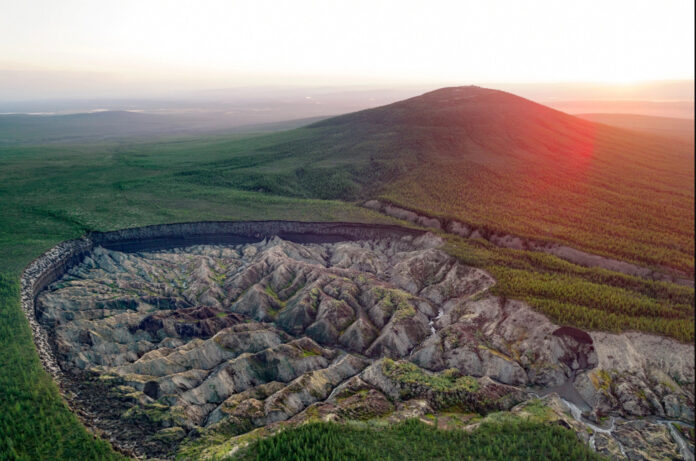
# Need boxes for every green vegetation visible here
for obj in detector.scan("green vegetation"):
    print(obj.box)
[0,133,393,274]
[443,236,694,342]
[0,275,124,461]
[382,359,479,393]
[367,90,695,275]
[235,419,605,461]
[389,293,417,321]
[181,87,691,277]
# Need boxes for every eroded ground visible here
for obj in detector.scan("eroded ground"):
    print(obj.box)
[36,235,694,460]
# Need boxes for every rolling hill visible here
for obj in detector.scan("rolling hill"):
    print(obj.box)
[180,86,695,276]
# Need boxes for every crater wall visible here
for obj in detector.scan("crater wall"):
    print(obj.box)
[22,220,425,378]
[19,221,426,455]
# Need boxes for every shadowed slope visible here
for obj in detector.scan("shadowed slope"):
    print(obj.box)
[304,86,694,275]
[314,85,598,161]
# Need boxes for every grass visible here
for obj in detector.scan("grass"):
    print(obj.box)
[367,89,695,275]
[0,136,393,273]
[0,274,125,461]
[234,419,605,461]
[279,87,693,276]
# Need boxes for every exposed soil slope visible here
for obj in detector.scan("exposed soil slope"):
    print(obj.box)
[34,236,694,459]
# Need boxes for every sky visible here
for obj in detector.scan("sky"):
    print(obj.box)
[0,0,694,100]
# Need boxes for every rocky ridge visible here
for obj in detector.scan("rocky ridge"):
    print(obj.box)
[30,232,695,459]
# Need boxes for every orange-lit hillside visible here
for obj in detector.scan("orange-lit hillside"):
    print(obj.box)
[310,86,695,275]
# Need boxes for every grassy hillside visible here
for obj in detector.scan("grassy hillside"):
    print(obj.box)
[320,87,694,275]
[172,87,695,275]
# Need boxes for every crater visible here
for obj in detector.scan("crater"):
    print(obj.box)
[24,222,695,459]
[36,233,508,455]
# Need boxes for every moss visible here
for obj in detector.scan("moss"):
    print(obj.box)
[380,289,418,322]
[515,399,554,422]
[178,423,281,460]
[210,271,226,286]
[443,330,461,348]
[382,359,479,393]
[122,401,171,424]
[152,426,186,443]
[282,280,306,300]
[392,303,416,322]
[477,344,514,362]
[335,388,367,403]
[97,373,123,385]
[265,284,287,307]
[304,405,321,419]
[590,369,612,394]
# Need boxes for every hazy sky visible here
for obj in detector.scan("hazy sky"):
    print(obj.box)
[1,0,694,99]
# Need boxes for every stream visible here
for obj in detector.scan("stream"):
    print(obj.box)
[659,419,695,461]
[561,399,694,460]
[561,399,627,458]
[428,308,443,336]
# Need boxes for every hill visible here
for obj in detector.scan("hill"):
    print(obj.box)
[180,86,695,276]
